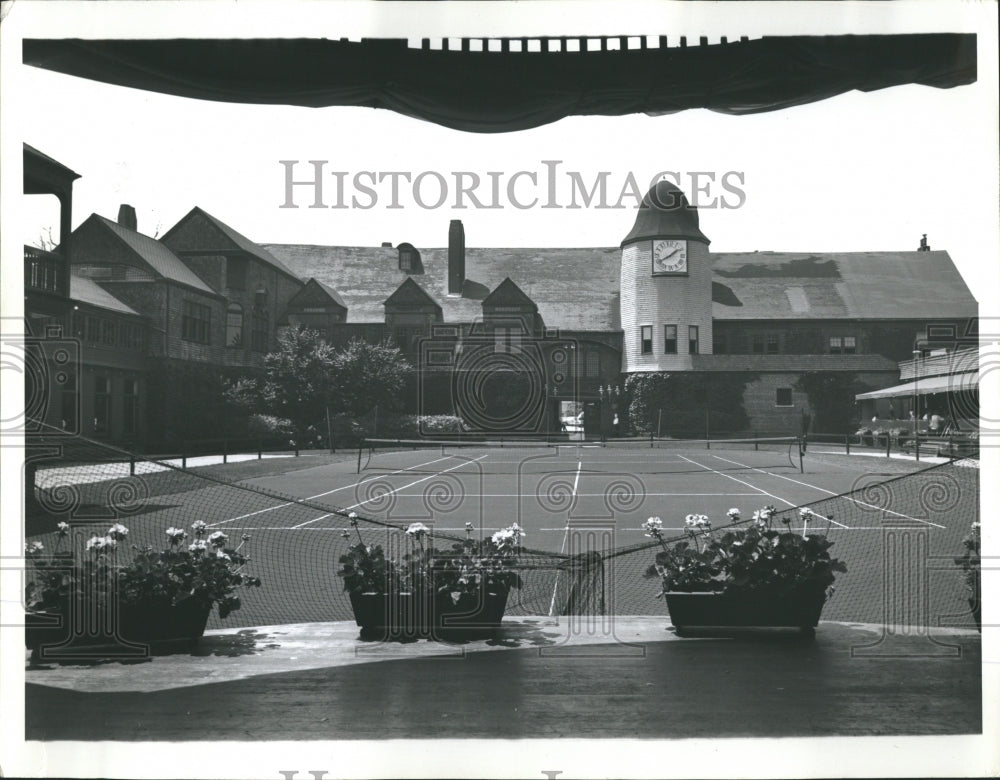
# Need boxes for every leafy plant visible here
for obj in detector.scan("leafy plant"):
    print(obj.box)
[955,521,981,600]
[25,521,261,620]
[641,507,846,597]
[337,514,523,601]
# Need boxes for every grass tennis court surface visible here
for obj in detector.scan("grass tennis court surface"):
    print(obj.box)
[28,436,980,634]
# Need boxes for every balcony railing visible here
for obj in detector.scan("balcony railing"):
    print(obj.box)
[898,347,978,381]
[24,245,68,298]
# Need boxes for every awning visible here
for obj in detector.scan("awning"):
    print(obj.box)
[855,372,979,401]
[22,34,977,133]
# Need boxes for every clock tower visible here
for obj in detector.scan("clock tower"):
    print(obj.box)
[620,180,713,373]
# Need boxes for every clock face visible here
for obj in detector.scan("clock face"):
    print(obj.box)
[652,239,688,274]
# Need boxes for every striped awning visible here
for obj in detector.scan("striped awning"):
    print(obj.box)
[855,371,979,400]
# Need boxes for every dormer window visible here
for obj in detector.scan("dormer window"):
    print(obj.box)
[397,243,421,273]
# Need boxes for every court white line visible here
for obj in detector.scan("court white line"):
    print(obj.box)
[677,454,797,507]
[548,460,582,617]
[708,453,944,529]
[290,455,488,529]
[207,453,457,527]
[354,492,763,498]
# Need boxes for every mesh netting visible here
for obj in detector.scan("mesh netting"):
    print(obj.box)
[23,426,978,631]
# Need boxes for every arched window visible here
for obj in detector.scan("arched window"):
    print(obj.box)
[226,303,243,347]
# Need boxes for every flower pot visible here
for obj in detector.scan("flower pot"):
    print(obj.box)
[348,591,432,640]
[665,583,828,636]
[434,588,509,639]
[348,588,509,640]
[25,598,212,659]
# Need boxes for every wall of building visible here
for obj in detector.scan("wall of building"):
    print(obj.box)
[620,239,714,372]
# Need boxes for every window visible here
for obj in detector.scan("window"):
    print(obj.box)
[829,336,857,355]
[766,334,780,354]
[399,248,414,271]
[226,256,247,290]
[102,320,117,346]
[689,325,699,355]
[182,301,211,344]
[752,334,765,355]
[640,325,653,355]
[394,325,424,351]
[226,303,244,347]
[494,326,521,354]
[585,351,599,377]
[251,308,269,352]
[94,376,111,435]
[775,387,793,407]
[85,316,100,343]
[663,325,677,354]
[122,379,139,436]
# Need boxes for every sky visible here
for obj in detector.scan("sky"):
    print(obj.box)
[12,36,999,298]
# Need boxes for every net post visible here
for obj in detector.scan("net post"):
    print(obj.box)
[845,433,850,455]
[885,432,890,459]
[223,439,228,465]
[129,454,135,476]
[182,442,187,470]
[798,437,804,473]
[649,432,653,448]
[258,439,262,460]
[915,429,920,462]
[357,439,364,474]
[754,433,759,451]
[295,441,300,457]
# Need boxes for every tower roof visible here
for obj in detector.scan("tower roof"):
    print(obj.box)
[621,180,709,246]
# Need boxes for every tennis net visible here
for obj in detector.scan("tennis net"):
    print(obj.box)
[358,435,803,474]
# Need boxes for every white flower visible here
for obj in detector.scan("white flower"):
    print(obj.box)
[56,522,70,537]
[215,550,232,562]
[406,522,430,538]
[188,540,208,553]
[165,527,187,544]
[86,536,117,552]
[641,517,663,537]
[107,523,129,541]
[971,522,981,530]
[727,508,740,520]
[465,522,475,531]
[25,541,44,555]
[799,508,815,519]
[684,515,698,527]
[191,520,208,537]
[208,531,229,548]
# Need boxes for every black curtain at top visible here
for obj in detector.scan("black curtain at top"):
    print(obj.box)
[23,35,976,133]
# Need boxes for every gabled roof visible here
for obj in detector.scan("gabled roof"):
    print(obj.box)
[264,244,622,329]
[482,277,538,309]
[69,273,141,316]
[384,277,441,309]
[263,243,976,330]
[287,278,347,310]
[87,215,216,294]
[163,206,299,280]
[711,251,977,320]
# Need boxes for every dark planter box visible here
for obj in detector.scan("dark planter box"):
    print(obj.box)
[349,589,508,641]
[26,598,212,659]
[665,584,828,636]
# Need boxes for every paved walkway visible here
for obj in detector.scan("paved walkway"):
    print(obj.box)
[25,618,982,740]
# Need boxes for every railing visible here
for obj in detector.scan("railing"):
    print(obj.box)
[24,245,68,297]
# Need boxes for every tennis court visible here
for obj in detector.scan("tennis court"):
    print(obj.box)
[27,434,979,633]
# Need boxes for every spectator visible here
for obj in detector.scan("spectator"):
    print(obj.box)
[929,413,943,436]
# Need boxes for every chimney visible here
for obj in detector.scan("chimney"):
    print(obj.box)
[448,219,465,295]
[118,204,137,232]
[918,233,930,251]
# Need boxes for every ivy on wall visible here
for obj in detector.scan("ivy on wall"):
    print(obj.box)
[624,372,757,437]
[793,371,872,434]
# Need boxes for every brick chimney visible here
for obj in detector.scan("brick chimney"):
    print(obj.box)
[448,219,465,295]
[918,233,930,251]
[118,204,137,232]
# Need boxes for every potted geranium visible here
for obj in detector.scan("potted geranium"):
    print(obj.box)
[642,506,846,637]
[25,520,260,660]
[337,513,523,640]
[955,521,981,631]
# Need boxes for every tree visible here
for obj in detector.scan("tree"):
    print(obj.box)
[329,338,413,418]
[225,327,337,440]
